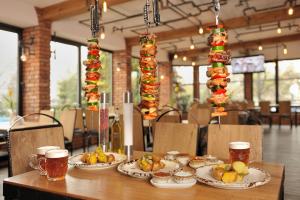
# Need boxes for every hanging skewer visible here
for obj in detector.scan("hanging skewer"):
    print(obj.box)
[213,0,220,25]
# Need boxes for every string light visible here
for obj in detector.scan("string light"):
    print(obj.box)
[116,67,121,72]
[283,45,288,55]
[277,27,282,34]
[160,75,165,80]
[258,45,263,51]
[288,7,294,15]
[199,27,204,34]
[190,44,195,50]
[103,0,107,13]
[174,54,178,59]
[183,56,187,61]
[100,32,105,39]
[192,62,196,66]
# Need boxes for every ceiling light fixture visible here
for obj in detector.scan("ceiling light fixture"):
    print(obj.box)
[283,44,288,55]
[258,45,263,51]
[190,44,195,50]
[288,7,294,15]
[116,67,121,72]
[192,62,196,66]
[103,0,108,13]
[174,54,178,59]
[160,75,165,80]
[20,48,27,62]
[277,22,282,34]
[183,56,187,61]
[100,26,105,39]
[199,26,204,35]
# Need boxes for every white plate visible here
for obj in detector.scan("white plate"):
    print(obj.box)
[117,159,181,179]
[68,152,127,170]
[150,178,196,189]
[195,165,271,189]
[189,158,224,169]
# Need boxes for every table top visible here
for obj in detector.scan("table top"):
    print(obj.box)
[4,161,284,200]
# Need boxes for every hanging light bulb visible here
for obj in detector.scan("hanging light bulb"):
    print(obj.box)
[258,45,263,51]
[160,75,165,80]
[288,7,294,15]
[199,26,204,34]
[190,44,195,50]
[183,56,187,61]
[116,67,121,72]
[174,54,178,59]
[283,45,288,55]
[103,0,107,13]
[277,27,282,34]
[100,32,105,39]
[192,62,196,66]
[20,48,27,62]
[100,26,105,39]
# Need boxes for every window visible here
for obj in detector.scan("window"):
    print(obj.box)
[50,41,79,109]
[131,57,140,105]
[227,65,244,101]
[0,29,19,122]
[253,62,276,105]
[278,59,300,105]
[199,65,210,103]
[80,46,112,107]
[173,66,193,112]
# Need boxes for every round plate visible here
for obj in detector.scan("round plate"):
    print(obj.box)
[117,159,181,179]
[68,152,127,170]
[150,178,196,189]
[195,166,271,189]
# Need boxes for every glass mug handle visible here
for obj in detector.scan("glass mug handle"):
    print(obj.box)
[38,157,47,175]
[29,154,38,170]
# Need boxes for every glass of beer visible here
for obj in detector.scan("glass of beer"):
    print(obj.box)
[229,141,250,165]
[29,146,60,175]
[38,149,69,181]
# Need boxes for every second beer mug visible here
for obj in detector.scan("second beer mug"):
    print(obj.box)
[229,141,250,165]
[38,149,69,181]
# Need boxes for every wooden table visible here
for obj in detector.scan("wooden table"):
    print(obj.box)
[3,162,284,200]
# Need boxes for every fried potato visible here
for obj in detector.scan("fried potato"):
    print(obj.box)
[222,171,237,183]
[212,167,225,181]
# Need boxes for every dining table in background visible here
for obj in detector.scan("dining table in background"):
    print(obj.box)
[3,160,284,200]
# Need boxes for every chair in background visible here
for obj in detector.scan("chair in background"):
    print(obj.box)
[7,113,65,177]
[187,106,211,125]
[259,101,272,128]
[221,110,240,125]
[72,108,86,152]
[85,109,99,150]
[207,124,263,162]
[153,122,198,156]
[39,110,54,124]
[60,110,76,155]
[278,101,293,127]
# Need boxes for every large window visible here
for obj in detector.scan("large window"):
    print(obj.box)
[0,29,19,122]
[253,62,276,105]
[278,59,300,105]
[80,46,112,107]
[50,41,79,110]
[199,65,210,103]
[131,57,140,105]
[173,66,193,111]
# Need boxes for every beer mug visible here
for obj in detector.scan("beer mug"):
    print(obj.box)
[38,149,69,181]
[229,141,250,165]
[29,146,60,175]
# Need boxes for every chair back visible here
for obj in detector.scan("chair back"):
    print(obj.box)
[153,122,198,156]
[207,124,263,162]
[279,101,291,114]
[259,101,270,115]
[187,107,211,125]
[7,113,65,177]
[221,111,239,125]
[85,110,99,132]
[60,110,76,142]
[120,109,145,151]
[73,108,84,131]
[39,110,54,124]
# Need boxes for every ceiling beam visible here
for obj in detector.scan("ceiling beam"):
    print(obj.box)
[126,6,300,46]
[175,33,300,58]
[39,0,130,22]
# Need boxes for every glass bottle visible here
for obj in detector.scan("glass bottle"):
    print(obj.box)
[111,108,124,154]
[99,93,109,152]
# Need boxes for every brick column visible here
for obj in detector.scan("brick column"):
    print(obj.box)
[22,11,51,115]
[244,73,253,102]
[159,62,172,106]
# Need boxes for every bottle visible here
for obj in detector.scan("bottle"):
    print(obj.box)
[111,108,124,154]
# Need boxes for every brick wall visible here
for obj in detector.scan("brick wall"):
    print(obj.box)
[22,15,51,115]
[159,62,172,106]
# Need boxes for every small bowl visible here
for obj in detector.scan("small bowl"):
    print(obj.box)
[152,172,171,184]
[165,151,179,160]
[176,153,191,166]
[173,171,194,184]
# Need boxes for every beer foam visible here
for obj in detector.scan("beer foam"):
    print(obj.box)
[37,146,60,155]
[45,149,68,158]
[229,142,250,149]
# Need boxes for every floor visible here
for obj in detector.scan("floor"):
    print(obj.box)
[0,125,299,199]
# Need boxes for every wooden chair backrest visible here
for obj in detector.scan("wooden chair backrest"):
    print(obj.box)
[221,111,239,125]
[85,110,99,132]
[60,110,76,142]
[279,101,291,114]
[207,124,263,162]
[120,110,144,151]
[39,110,54,124]
[259,101,270,115]
[8,113,65,177]
[153,122,198,156]
[73,108,84,131]
[187,107,211,125]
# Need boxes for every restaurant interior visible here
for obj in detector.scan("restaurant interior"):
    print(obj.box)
[0,0,299,199]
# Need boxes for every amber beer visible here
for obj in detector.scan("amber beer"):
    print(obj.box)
[42,149,68,181]
[229,142,250,165]
[37,146,60,173]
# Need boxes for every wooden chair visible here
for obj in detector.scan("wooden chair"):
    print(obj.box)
[221,110,240,125]
[278,101,293,127]
[85,109,99,150]
[259,101,272,128]
[72,108,86,152]
[207,124,263,162]
[60,110,76,155]
[7,113,65,177]
[153,122,198,156]
[39,110,54,124]
[187,106,211,125]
